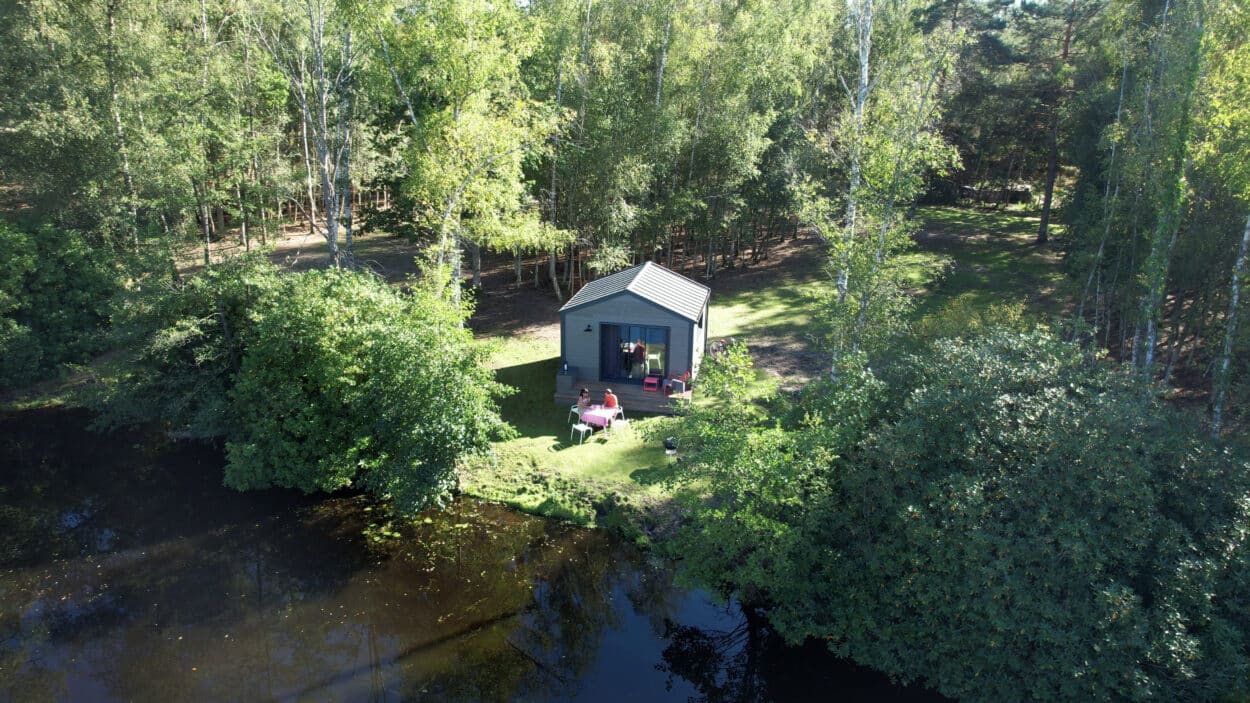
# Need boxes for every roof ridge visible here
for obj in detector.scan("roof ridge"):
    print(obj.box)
[559,260,709,320]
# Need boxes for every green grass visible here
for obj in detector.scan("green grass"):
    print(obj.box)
[464,206,1073,532]
[912,206,1073,322]
[706,271,817,341]
[461,333,680,533]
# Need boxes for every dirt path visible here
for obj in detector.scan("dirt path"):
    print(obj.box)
[206,224,830,381]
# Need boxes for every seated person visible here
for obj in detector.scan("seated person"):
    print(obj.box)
[577,388,593,412]
[603,388,618,409]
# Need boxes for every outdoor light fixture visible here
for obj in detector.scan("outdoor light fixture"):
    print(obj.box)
[584,324,593,333]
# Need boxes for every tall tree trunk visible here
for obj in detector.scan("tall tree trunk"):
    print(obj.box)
[337,29,354,269]
[193,181,211,267]
[105,0,138,251]
[1074,59,1129,340]
[840,0,873,313]
[236,182,250,251]
[1212,211,1250,437]
[471,240,482,289]
[1163,290,1185,383]
[1140,0,1204,377]
[548,249,563,302]
[851,47,947,351]
[654,5,672,109]
[1036,0,1079,245]
[300,98,319,239]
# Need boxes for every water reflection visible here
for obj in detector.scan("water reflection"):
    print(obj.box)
[0,409,945,702]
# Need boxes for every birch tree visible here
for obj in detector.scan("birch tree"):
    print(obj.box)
[1199,0,1250,435]
[794,0,960,371]
[252,0,358,268]
[379,0,568,302]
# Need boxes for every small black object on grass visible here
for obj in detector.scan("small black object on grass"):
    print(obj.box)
[663,437,677,456]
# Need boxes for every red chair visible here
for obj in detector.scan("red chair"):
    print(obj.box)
[642,375,661,393]
[665,371,691,395]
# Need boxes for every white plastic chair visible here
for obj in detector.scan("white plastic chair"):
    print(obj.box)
[570,422,592,444]
[647,353,662,374]
[567,404,582,423]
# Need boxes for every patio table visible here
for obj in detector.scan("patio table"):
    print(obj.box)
[581,407,618,429]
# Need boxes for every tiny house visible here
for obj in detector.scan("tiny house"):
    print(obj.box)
[555,262,710,411]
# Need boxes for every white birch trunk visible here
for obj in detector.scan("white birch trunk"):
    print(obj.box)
[106,0,138,251]
[1075,60,1129,341]
[841,0,873,308]
[1212,211,1250,436]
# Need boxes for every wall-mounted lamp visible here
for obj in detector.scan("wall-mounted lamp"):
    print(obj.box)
[584,324,593,333]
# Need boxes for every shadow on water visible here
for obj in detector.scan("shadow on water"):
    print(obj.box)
[0,407,949,702]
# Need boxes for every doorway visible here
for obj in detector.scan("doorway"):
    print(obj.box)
[599,324,669,383]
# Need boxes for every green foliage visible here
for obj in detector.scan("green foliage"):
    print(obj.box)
[910,292,1028,341]
[224,268,513,512]
[91,255,275,437]
[673,329,1250,701]
[787,329,1250,701]
[96,258,512,514]
[0,220,118,390]
[661,342,884,602]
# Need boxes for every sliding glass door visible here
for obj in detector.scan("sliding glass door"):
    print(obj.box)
[599,324,669,383]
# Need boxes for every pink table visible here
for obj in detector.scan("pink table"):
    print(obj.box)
[581,407,618,429]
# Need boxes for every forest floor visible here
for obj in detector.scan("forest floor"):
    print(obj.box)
[5,205,1070,536]
[181,216,841,535]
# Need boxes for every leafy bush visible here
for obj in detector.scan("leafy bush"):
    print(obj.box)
[782,329,1250,701]
[96,259,512,513]
[92,255,272,437]
[672,328,1250,701]
[0,220,118,389]
[224,268,513,513]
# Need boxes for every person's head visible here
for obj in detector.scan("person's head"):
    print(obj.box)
[605,388,614,395]
[579,388,589,397]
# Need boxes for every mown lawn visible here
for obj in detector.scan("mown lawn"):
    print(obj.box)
[459,206,1073,531]
[459,332,680,531]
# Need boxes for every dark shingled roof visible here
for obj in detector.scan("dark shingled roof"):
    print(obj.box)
[559,262,710,321]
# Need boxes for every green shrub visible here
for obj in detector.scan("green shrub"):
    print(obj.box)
[0,220,118,389]
[776,329,1250,701]
[224,268,513,512]
[96,258,513,513]
[91,255,274,437]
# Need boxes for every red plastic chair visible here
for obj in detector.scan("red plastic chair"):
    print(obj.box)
[642,375,661,393]
[664,371,691,395]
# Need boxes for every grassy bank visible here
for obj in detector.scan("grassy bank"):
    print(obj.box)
[459,331,683,539]
[462,206,1072,534]
[4,206,1068,536]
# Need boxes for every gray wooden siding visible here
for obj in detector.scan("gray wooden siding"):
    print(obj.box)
[562,294,694,381]
[691,301,708,376]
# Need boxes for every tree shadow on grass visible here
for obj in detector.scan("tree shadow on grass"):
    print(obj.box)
[494,357,561,437]
[630,463,677,486]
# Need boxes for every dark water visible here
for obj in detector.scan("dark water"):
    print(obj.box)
[0,408,945,702]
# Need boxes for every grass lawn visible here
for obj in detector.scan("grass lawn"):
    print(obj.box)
[461,206,1073,533]
[460,332,683,534]
[911,206,1073,322]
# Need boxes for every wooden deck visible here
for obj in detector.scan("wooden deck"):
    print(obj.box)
[553,377,691,415]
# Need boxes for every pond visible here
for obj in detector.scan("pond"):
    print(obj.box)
[0,408,946,702]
